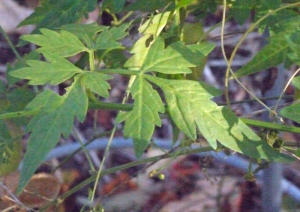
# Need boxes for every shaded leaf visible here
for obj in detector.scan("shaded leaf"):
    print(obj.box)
[0,120,22,177]
[25,90,57,111]
[234,33,289,78]
[229,0,254,25]
[18,0,97,34]
[280,102,300,124]
[21,29,88,57]
[95,24,129,50]
[285,32,300,66]
[81,72,112,98]
[123,0,174,12]
[276,16,300,32]
[103,49,127,68]
[116,75,164,157]
[10,53,82,85]
[255,1,298,33]
[17,79,88,194]
[182,23,205,44]
[103,0,126,13]
[147,76,291,162]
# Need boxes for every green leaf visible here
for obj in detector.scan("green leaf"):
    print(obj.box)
[18,0,97,34]
[229,0,254,25]
[280,102,300,124]
[95,24,129,50]
[292,76,300,89]
[140,37,208,74]
[125,12,171,69]
[147,76,291,162]
[10,53,82,85]
[80,72,112,98]
[139,12,171,36]
[123,0,174,12]
[147,76,216,141]
[234,33,289,78]
[103,0,126,13]
[25,90,57,111]
[21,29,88,57]
[255,1,298,33]
[276,16,300,32]
[7,88,35,113]
[17,79,88,194]
[6,51,40,86]
[286,32,300,65]
[0,120,23,177]
[182,23,205,44]
[116,75,164,157]
[176,0,193,9]
[61,23,108,48]
[103,49,127,68]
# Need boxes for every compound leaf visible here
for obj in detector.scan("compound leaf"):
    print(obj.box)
[123,0,174,12]
[234,32,289,78]
[95,24,129,50]
[10,53,82,85]
[125,12,171,69]
[140,37,207,74]
[81,72,112,98]
[147,76,292,162]
[18,0,97,34]
[17,78,88,194]
[280,102,300,124]
[61,23,108,48]
[116,75,164,157]
[21,29,88,57]
[103,0,126,13]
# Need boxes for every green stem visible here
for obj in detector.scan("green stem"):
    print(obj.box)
[0,25,22,61]
[52,131,114,173]
[241,118,300,134]
[97,69,138,75]
[113,11,134,26]
[73,129,95,172]
[3,101,300,134]
[89,50,95,72]
[39,146,214,211]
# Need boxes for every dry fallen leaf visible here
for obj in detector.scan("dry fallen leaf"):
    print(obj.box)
[18,172,60,208]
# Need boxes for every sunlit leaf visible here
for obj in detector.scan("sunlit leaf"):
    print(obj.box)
[20,29,88,57]
[147,76,291,162]
[125,12,171,69]
[95,24,129,50]
[140,37,211,74]
[116,75,164,157]
[10,53,82,85]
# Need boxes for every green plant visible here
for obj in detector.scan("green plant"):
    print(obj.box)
[1,0,300,210]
